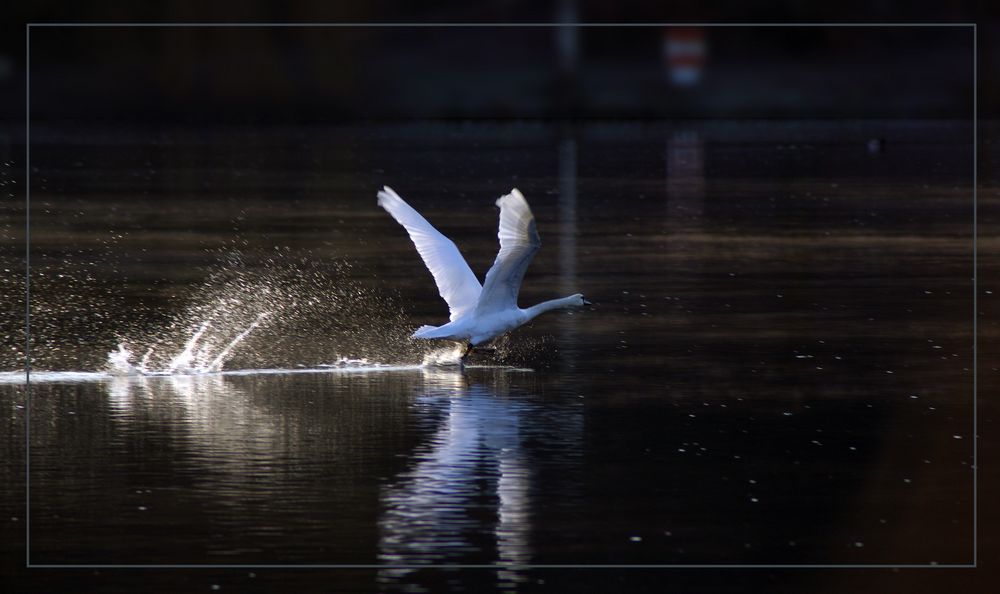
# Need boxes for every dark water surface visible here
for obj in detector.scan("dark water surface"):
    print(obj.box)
[0,121,983,591]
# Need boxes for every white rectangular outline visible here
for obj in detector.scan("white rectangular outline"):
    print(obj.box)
[23,22,977,569]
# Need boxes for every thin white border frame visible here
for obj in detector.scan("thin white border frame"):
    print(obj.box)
[23,21,978,570]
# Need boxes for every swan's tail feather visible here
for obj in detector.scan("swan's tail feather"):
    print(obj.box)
[413,325,437,337]
[412,324,456,340]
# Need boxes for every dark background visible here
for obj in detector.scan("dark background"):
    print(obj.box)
[1,1,997,593]
[0,1,995,124]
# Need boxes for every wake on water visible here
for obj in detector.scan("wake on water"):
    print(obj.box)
[103,319,469,377]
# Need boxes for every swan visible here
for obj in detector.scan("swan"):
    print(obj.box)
[377,186,589,361]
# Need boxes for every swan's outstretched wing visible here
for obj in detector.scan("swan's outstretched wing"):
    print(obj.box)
[475,189,541,315]
[378,186,482,321]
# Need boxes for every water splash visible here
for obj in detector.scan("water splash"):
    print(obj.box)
[421,344,467,367]
[108,312,271,376]
[28,248,541,377]
[107,344,139,376]
[166,321,211,374]
[206,313,269,372]
[100,252,428,375]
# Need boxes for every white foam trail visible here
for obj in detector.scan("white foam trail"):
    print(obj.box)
[318,356,377,368]
[0,361,530,385]
[1,365,428,384]
[0,371,107,384]
[62,307,531,384]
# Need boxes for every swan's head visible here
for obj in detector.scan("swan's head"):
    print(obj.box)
[569,293,592,307]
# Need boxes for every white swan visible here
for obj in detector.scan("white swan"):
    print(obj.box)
[378,186,589,360]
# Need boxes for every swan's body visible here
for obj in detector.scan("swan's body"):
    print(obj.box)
[377,187,588,350]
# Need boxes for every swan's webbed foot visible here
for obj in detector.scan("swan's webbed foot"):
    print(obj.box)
[460,342,473,366]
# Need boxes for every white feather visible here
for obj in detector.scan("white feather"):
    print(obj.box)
[475,189,541,316]
[377,187,483,321]
[379,186,585,348]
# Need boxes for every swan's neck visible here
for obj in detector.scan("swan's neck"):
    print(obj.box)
[524,295,580,321]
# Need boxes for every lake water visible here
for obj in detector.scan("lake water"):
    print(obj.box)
[0,120,980,591]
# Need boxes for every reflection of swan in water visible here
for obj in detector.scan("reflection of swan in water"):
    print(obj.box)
[99,368,579,569]
[378,369,532,585]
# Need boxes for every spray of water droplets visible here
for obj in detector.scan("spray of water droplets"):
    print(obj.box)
[107,252,431,374]
[3,231,542,375]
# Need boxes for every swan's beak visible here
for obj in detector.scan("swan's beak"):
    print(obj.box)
[583,298,593,306]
